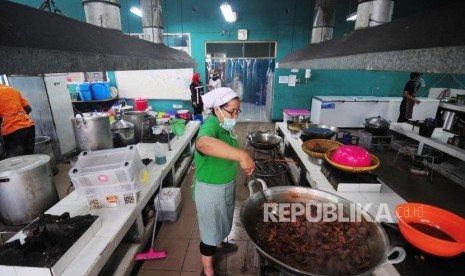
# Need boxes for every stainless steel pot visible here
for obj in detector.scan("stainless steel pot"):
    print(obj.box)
[34,136,57,175]
[455,95,465,106]
[294,115,311,123]
[240,186,405,275]
[70,112,113,151]
[364,116,390,136]
[111,118,135,148]
[246,132,283,150]
[0,155,59,226]
[123,111,151,143]
[442,111,457,132]
[365,116,390,129]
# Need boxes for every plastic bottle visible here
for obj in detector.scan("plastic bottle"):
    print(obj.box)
[154,142,167,165]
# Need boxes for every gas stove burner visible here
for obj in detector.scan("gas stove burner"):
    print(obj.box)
[320,161,381,191]
[254,160,288,177]
[0,213,98,268]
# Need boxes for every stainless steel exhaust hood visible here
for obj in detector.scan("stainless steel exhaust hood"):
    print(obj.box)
[0,1,196,75]
[280,1,465,74]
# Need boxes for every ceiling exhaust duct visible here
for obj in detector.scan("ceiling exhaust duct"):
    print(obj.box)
[141,0,164,44]
[311,0,336,44]
[280,1,465,74]
[82,0,122,31]
[355,0,394,30]
[0,1,195,75]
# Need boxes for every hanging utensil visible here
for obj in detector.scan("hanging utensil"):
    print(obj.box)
[248,176,278,216]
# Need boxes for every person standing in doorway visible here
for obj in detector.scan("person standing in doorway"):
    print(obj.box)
[397,72,422,123]
[231,73,244,101]
[190,73,205,116]
[0,83,35,157]
[193,87,255,276]
[208,72,222,92]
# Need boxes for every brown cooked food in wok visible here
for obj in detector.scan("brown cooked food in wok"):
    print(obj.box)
[255,204,373,275]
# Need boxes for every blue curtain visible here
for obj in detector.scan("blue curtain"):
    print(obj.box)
[206,59,275,105]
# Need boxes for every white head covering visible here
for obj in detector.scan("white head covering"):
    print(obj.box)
[202,87,238,109]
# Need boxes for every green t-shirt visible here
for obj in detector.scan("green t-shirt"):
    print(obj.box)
[194,115,240,184]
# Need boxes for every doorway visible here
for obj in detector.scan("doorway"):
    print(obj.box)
[205,42,276,122]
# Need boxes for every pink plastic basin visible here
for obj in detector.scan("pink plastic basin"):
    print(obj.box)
[330,145,371,167]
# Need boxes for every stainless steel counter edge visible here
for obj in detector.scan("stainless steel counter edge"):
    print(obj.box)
[28,121,201,276]
[438,102,465,113]
[276,122,404,276]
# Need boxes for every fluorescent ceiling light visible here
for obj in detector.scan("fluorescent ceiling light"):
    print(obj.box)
[346,12,357,21]
[221,2,237,23]
[130,6,142,17]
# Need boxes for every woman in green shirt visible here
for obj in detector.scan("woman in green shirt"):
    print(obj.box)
[194,87,255,276]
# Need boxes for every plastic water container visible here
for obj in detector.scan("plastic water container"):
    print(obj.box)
[77,83,92,101]
[91,82,107,100]
[104,82,111,98]
[154,142,167,165]
[134,97,148,111]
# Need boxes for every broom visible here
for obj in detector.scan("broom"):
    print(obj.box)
[135,170,167,260]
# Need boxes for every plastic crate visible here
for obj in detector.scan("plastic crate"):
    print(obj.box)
[86,191,139,209]
[69,145,144,196]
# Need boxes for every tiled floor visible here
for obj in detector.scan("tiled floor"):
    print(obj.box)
[135,123,274,276]
[134,124,465,276]
[237,102,269,123]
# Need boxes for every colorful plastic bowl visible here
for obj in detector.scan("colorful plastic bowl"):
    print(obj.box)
[330,145,371,167]
[395,203,465,257]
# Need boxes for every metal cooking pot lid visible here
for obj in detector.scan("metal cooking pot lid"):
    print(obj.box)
[365,116,390,127]
[111,119,134,129]
[0,155,51,176]
[123,111,148,116]
[70,112,110,121]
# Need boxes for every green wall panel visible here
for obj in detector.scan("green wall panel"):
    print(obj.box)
[9,0,465,121]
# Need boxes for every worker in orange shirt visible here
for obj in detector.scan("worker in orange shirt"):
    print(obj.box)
[0,83,35,158]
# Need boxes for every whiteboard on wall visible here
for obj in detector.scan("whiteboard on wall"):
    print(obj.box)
[115,68,193,100]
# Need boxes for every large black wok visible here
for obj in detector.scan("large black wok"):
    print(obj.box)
[240,186,405,275]
[301,124,339,141]
[364,116,390,136]
[246,132,283,150]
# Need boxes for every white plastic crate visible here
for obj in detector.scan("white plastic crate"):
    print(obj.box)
[69,145,145,196]
[86,191,139,209]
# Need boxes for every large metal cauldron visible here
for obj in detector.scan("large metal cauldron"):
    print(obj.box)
[70,112,113,151]
[34,136,58,175]
[0,155,59,226]
[123,111,151,143]
[246,132,283,150]
[240,186,405,275]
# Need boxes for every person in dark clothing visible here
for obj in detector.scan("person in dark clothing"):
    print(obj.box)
[190,73,205,115]
[398,72,422,123]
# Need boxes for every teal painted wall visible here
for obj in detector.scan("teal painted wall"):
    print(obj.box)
[10,0,465,118]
